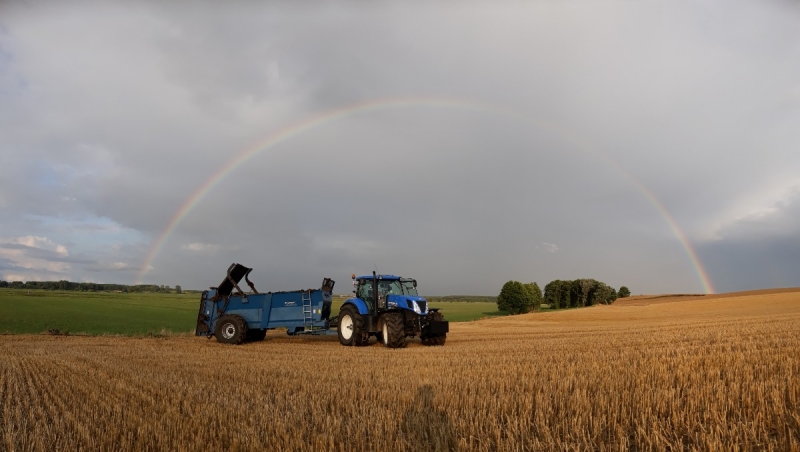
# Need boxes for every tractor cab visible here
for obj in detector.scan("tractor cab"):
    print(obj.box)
[353,274,419,311]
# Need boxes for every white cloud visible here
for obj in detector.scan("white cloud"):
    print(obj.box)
[9,235,69,257]
[542,242,559,253]
[0,235,71,277]
[182,242,220,252]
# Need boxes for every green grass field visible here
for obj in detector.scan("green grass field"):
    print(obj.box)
[0,290,199,335]
[0,289,504,335]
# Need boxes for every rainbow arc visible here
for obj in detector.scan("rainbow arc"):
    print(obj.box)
[136,97,715,294]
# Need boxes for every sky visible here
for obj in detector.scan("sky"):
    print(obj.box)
[1,0,799,295]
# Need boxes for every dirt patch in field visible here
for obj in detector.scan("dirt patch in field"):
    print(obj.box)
[615,287,800,306]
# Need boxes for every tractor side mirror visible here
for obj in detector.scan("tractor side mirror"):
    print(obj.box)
[413,279,417,288]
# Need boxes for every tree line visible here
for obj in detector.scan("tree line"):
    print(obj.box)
[497,278,630,314]
[0,280,183,293]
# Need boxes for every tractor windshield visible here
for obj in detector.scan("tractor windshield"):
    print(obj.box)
[378,280,401,296]
[376,279,419,297]
[400,280,418,296]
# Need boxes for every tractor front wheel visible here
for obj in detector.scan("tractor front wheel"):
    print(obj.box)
[337,305,367,346]
[381,312,407,349]
[214,314,247,345]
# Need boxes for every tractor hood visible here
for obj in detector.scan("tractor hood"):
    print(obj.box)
[386,294,429,315]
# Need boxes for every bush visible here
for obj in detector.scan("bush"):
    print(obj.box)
[618,286,631,298]
[523,282,543,311]
[589,281,617,305]
[545,279,619,308]
[569,279,597,307]
[544,280,567,309]
[497,281,532,315]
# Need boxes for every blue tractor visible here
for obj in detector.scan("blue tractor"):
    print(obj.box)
[337,272,448,348]
[195,263,336,344]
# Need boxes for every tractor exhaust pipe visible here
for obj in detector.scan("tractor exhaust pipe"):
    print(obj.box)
[372,271,378,316]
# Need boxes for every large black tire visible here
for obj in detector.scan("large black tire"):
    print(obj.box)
[246,329,267,342]
[214,314,247,345]
[337,305,368,346]
[422,311,447,346]
[381,312,407,349]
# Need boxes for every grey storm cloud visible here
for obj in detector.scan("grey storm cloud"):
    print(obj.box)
[1,0,799,293]
[698,189,800,291]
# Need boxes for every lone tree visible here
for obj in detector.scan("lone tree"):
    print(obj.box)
[497,280,533,314]
[175,285,182,294]
[618,286,631,298]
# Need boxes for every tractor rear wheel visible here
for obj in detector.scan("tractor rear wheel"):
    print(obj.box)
[382,312,407,349]
[422,311,447,346]
[337,305,368,346]
[214,314,247,345]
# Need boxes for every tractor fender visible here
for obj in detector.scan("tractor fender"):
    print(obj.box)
[343,298,370,315]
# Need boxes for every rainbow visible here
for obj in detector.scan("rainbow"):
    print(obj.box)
[136,97,715,293]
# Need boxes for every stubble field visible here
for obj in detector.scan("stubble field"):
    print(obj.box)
[2,289,799,451]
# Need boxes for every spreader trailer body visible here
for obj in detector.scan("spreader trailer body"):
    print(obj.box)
[195,263,337,344]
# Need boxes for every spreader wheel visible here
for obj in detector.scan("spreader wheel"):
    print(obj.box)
[214,314,247,345]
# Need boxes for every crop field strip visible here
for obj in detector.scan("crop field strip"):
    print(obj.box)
[2,290,799,451]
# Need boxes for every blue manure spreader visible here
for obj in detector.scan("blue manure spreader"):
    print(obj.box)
[196,263,448,348]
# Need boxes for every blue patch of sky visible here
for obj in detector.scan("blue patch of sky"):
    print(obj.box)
[0,33,28,96]
[0,48,10,69]
[27,160,65,187]
[25,158,107,188]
